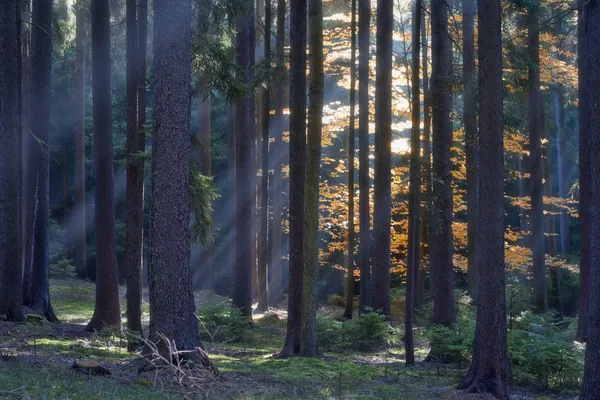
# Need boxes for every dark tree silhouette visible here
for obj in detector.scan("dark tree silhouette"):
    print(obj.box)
[405,0,421,365]
[371,0,393,317]
[357,0,371,313]
[344,0,357,320]
[0,0,25,322]
[430,0,455,328]
[458,0,508,397]
[279,0,307,357]
[147,0,203,352]
[87,0,122,331]
[232,0,256,317]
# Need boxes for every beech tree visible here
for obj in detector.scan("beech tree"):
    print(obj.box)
[87,0,122,331]
[147,0,203,351]
[458,0,508,397]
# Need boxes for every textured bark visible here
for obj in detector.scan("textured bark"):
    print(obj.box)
[87,0,122,331]
[137,0,147,289]
[419,8,431,308]
[576,0,590,343]
[232,0,256,317]
[256,0,271,313]
[370,0,392,317]
[458,1,508,397]
[147,0,203,352]
[74,0,87,280]
[405,0,421,365]
[430,0,455,327]
[357,0,371,313]
[582,0,600,396]
[463,0,479,302]
[0,0,25,322]
[527,5,546,314]
[343,0,357,320]
[125,0,143,344]
[279,0,306,357]
[26,0,57,322]
[269,0,285,307]
[300,0,323,357]
[553,89,568,257]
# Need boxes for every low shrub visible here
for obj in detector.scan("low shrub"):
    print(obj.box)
[50,257,76,279]
[197,302,252,343]
[317,310,391,352]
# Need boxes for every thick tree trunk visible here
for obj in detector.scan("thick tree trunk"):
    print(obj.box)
[147,0,203,353]
[581,0,600,396]
[357,0,371,313]
[269,0,285,307]
[279,0,306,357]
[232,0,256,317]
[405,0,421,365]
[87,0,122,331]
[458,1,508,397]
[300,0,323,357]
[463,0,479,302]
[430,0,455,328]
[125,0,143,345]
[256,0,271,313]
[371,0,393,317]
[74,0,87,280]
[0,0,25,322]
[527,5,546,314]
[27,0,57,322]
[576,0,590,343]
[344,0,357,320]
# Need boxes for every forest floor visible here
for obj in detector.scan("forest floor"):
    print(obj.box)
[0,279,580,399]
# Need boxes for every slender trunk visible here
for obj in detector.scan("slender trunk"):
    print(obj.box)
[269,0,285,307]
[463,0,479,302]
[87,0,122,331]
[137,0,147,290]
[344,0,357,320]
[405,0,421,365]
[527,5,546,314]
[357,0,371,313]
[27,0,57,322]
[430,0,455,327]
[147,0,203,353]
[279,0,307,357]
[458,1,508,396]
[371,0,393,317]
[74,0,87,280]
[300,0,323,357]
[553,88,569,257]
[125,0,143,345]
[257,0,271,313]
[576,0,589,343]
[581,0,600,396]
[232,0,256,317]
[0,0,25,322]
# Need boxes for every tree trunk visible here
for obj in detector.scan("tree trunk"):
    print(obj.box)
[581,0,600,396]
[87,0,122,331]
[137,0,148,290]
[527,5,546,314]
[125,0,143,345]
[26,0,57,322]
[269,0,285,307]
[463,0,479,302]
[430,0,455,328]
[0,0,25,322]
[74,0,87,280]
[553,88,569,257]
[458,1,508,397]
[279,0,306,357]
[576,0,590,343]
[357,0,371,313]
[371,0,393,317]
[300,0,323,357]
[405,0,421,365]
[147,0,203,353]
[256,0,271,313]
[344,0,357,320]
[232,0,256,317]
